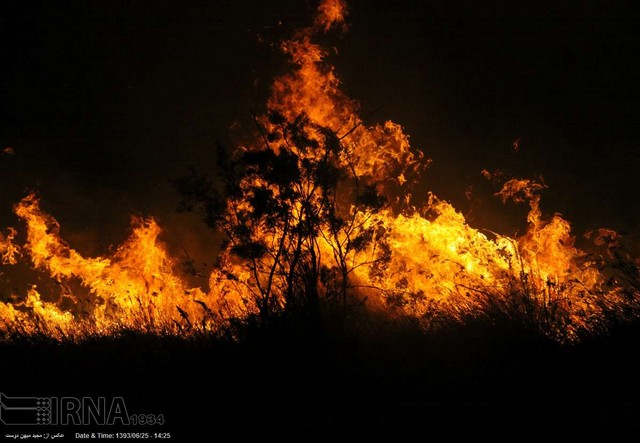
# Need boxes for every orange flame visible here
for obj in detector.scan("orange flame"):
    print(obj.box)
[268,5,424,197]
[315,0,347,32]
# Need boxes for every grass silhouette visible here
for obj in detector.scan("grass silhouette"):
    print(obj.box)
[2,303,640,427]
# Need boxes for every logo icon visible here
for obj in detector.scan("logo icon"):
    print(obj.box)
[0,393,50,425]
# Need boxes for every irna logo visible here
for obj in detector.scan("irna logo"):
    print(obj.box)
[0,393,164,426]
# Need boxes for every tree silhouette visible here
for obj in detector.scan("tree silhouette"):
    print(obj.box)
[175,111,387,327]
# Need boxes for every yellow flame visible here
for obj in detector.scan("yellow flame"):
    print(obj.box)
[0,227,20,265]
[2,195,213,337]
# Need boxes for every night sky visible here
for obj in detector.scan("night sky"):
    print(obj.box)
[1,0,638,258]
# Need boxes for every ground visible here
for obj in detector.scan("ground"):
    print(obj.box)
[3,316,640,434]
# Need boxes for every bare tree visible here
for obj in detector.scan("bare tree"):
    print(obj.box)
[175,111,386,327]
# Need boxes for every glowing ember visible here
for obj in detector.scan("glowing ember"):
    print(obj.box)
[0,0,637,342]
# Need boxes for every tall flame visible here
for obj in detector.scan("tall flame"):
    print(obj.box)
[0,0,637,342]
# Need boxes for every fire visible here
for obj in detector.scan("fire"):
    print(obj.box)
[0,0,638,342]
[1,195,212,338]
[0,227,20,265]
[315,0,347,31]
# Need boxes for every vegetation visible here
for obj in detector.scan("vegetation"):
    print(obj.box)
[3,308,640,426]
[174,113,390,330]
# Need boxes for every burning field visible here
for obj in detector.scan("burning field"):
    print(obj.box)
[1,0,640,428]
[1,0,638,343]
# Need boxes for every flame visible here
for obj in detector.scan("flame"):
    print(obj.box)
[1,195,213,337]
[315,0,347,32]
[268,3,424,196]
[0,227,20,265]
[0,0,637,342]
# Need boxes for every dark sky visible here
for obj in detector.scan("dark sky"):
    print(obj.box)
[1,0,639,257]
